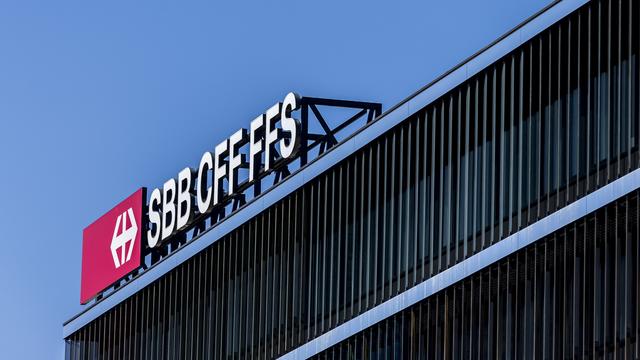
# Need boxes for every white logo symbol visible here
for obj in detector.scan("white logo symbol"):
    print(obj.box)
[110,208,138,269]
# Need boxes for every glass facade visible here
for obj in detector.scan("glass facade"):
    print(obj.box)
[65,0,640,358]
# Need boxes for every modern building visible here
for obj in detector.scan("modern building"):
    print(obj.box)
[64,0,640,358]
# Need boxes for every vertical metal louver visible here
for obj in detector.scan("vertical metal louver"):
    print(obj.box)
[312,192,640,359]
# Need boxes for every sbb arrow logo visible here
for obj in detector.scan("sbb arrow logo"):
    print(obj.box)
[110,208,138,269]
[81,188,145,304]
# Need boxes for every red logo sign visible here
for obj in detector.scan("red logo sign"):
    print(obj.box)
[81,188,146,304]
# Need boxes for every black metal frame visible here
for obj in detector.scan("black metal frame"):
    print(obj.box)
[298,97,381,167]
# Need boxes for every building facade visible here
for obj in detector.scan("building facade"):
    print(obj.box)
[64,0,640,358]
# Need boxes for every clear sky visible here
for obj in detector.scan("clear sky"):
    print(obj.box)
[0,0,550,358]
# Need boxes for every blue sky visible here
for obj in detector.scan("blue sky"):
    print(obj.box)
[0,0,549,358]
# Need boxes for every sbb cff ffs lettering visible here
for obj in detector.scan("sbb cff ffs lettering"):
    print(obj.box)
[146,92,300,248]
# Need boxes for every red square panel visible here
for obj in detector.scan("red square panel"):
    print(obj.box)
[80,188,145,304]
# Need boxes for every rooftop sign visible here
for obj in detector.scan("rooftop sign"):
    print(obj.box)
[80,92,381,304]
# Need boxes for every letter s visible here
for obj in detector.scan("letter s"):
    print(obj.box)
[280,92,300,159]
[147,187,162,248]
